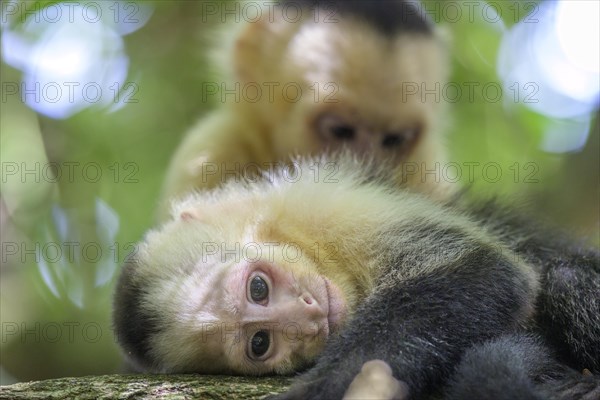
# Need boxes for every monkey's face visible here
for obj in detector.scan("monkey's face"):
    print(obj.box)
[310,107,422,163]
[115,198,348,375]
[266,19,448,185]
[170,258,346,375]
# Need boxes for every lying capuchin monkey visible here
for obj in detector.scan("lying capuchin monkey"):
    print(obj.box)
[114,156,599,399]
[160,0,452,217]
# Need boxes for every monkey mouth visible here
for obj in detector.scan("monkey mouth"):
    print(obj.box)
[323,278,346,334]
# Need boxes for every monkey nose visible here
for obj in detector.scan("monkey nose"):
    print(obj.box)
[299,293,326,318]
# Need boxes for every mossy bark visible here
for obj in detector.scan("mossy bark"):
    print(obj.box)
[0,374,291,400]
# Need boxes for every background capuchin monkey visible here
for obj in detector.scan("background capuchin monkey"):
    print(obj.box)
[114,156,599,399]
[160,0,451,216]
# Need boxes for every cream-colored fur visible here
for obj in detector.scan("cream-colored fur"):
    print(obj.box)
[134,155,538,374]
[160,2,452,219]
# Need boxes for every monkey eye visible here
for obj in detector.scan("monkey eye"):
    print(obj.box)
[316,114,356,141]
[381,134,405,148]
[381,127,420,149]
[249,330,270,359]
[331,125,356,140]
[249,275,269,303]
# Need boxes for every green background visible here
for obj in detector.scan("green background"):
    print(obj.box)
[1,0,598,383]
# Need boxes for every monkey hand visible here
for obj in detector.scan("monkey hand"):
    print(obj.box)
[267,358,409,400]
[343,360,409,400]
[265,354,363,400]
[266,350,409,400]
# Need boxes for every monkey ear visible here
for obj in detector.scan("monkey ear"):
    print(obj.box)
[233,20,270,82]
[180,209,202,221]
[233,14,297,82]
[171,200,203,221]
[179,207,206,222]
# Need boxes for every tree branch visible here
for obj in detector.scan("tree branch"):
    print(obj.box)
[0,374,292,399]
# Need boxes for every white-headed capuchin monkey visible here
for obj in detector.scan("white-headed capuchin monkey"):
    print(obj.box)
[114,156,599,400]
[160,0,451,216]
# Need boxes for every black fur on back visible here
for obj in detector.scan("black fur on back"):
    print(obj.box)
[445,334,600,400]
[463,198,600,373]
[289,0,433,35]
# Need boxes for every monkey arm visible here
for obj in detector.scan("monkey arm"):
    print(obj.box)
[159,109,271,218]
[270,246,535,400]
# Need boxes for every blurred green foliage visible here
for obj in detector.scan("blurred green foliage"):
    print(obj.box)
[0,0,598,384]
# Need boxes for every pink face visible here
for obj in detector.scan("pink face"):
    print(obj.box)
[193,260,347,375]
